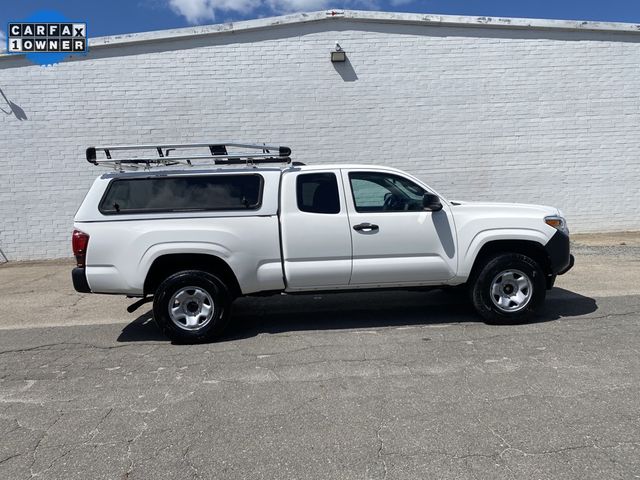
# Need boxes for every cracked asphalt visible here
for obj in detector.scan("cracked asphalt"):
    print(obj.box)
[1,234,639,479]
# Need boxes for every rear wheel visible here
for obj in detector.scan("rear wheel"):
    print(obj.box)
[471,253,546,324]
[153,270,232,343]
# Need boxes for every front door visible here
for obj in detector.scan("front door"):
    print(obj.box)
[343,169,457,286]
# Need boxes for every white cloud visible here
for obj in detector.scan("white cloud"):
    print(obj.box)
[167,0,379,24]
[269,0,378,13]
[168,0,262,23]
[0,30,6,53]
[267,0,335,11]
[168,0,215,23]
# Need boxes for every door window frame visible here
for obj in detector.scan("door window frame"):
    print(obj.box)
[347,171,429,214]
[295,172,341,215]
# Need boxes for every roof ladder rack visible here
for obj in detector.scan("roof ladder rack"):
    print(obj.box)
[86,142,292,170]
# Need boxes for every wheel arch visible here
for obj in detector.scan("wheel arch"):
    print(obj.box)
[467,239,552,286]
[144,253,242,298]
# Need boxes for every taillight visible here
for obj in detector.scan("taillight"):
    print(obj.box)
[72,230,89,267]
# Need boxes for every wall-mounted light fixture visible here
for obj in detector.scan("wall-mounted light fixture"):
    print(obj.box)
[331,43,346,63]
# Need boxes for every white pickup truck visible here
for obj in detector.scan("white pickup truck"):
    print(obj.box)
[73,142,573,343]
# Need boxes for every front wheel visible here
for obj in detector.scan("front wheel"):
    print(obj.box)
[471,253,546,324]
[153,270,232,343]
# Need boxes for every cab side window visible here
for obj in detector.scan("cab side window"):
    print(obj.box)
[297,173,341,214]
[349,172,426,213]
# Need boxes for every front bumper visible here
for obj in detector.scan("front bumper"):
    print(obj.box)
[72,267,91,293]
[545,230,574,275]
[559,254,575,275]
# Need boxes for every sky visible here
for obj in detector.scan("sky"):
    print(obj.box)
[3,0,640,47]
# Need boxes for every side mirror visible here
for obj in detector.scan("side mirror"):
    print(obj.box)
[423,193,443,212]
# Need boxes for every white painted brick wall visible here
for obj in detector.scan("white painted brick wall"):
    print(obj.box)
[1,19,640,260]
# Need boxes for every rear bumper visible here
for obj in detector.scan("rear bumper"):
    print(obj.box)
[72,267,91,293]
[545,231,574,275]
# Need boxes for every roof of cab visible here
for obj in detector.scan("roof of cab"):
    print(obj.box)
[98,164,404,179]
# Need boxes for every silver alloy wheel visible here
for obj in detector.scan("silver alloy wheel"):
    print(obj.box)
[490,269,533,313]
[168,286,215,331]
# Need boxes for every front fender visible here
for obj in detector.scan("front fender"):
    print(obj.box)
[459,228,552,278]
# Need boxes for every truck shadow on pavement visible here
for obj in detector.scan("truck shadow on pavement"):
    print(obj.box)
[117,287,597,343]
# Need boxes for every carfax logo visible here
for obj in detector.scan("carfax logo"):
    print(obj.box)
[6,10,88,66]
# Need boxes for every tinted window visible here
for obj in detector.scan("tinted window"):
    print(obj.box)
[349,172,426,212]
[100,175,263,214]
[296,173,340,214]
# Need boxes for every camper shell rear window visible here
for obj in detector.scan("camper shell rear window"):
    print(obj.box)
[99,174,263,215]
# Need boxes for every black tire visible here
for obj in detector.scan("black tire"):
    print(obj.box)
[471,253,546,324]
[153,270,232,343]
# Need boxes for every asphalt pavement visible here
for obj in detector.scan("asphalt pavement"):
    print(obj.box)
[0,233,639,479]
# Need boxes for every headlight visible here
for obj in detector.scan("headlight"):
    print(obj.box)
[545,215,569,235]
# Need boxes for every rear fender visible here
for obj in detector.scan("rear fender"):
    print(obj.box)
[138,242,233,288]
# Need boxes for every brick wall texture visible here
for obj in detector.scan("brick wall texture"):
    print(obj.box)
[1,20,639,260]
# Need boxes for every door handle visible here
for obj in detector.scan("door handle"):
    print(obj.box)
[353,223,379,232]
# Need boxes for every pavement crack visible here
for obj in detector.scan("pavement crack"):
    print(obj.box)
[28,411,64,477]
[511,443,625,457]
[32,446,74,478]
[89,407,114,440]
[376,421,388,480]
[123,422,148,479]
[182,444,201,479]
[0,452,22,465]
[0,342,167,355]
[473,414,523,474]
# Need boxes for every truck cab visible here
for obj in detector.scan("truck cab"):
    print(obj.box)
[280,165,457,290]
